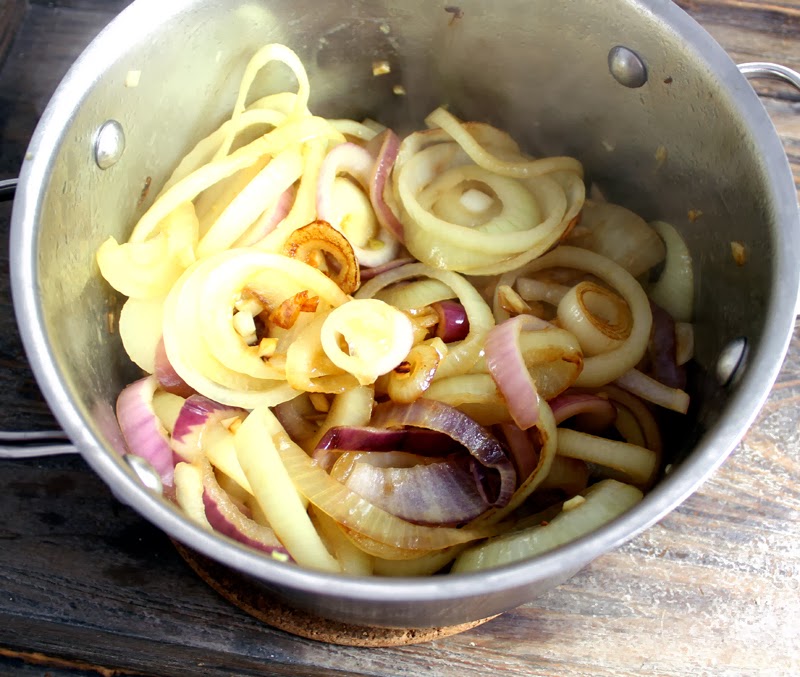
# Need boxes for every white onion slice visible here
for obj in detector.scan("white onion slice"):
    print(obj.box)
[452,479,642,572]
[614,368,690,414]
[649,220,694,322]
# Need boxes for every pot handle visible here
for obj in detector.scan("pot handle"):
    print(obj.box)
[0,179,78,456]
[738,62,800,317]
[738,62,800,91]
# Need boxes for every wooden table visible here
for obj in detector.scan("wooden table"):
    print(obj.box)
[1,1,798,675]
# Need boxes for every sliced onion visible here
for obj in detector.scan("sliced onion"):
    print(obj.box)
[320,299,415,386]
[484,314,552,430]
[432,301,470,342]
[259,406,493,550]
[197,458,291,561]
[356,262,495,381]
[372,546,465,576]
[370,399,516,509]
[359,257,414,282]
[387,343,441,404]
[316,142,399,267]
[614,368,689,414]
[556,428,657,486]
[309,507,373,575]
[315,426,461,460]
[235,405,341,572]
[586,384,662,456]
[557,281,632,356]
[117,376,175,487]
[233,185,294,247]
[273,393,319,445]
[477,399,558,524]
[498,423,538,480]
[452,479,643,573]
[342,455,489,526]
[154,338,196,398]
[537,455,590,497]
[368,129,405,241]
[675,322,694,366]
[515,277,570,306]
[500,247,652,387]
[425,373,509,426]
[281,220,360,294]
[567,201,665,277]
[648,220,694,322]
[548,392,616,432]
[171,395,245,462]
[648,302,686,390]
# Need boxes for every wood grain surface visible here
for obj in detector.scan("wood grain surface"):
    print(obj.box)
[0,1,798,675]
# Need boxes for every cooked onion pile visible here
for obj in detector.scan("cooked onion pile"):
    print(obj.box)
[99,44,695,575]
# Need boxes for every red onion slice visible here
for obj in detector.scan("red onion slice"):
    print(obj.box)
[343,457,488,526]
[370,399,516,508]
[432,300,470,343]
[172,395,246,462]
[497,423,539,480]
[154,338,195,398]
[484,314,552,430]
[234,186,295,247]
[313,426,462,470]
[199,459,291,561]
[548,392,617,432]
[648,301,686,390]
[116,376,175,487]
[359,257,414,282]
[368,129,405,242]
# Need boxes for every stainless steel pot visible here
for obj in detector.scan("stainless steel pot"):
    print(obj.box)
[7,0,800,628]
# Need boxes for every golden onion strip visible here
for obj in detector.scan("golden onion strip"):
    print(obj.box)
[356,263,495,380]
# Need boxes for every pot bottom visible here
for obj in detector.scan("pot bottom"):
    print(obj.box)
[172,541,499,646]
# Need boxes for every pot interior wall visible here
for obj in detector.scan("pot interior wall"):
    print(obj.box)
[30,0,777,611]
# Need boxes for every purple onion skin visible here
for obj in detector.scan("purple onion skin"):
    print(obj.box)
[315,426,461,455]
[202,492,292,562]
[433,301,470,343]
[648,301,686,390]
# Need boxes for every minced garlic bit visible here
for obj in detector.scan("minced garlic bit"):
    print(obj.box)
[372,60,391,76]
[655,145,668,168]
[125,70,142,88]
[235,297,264,316]
[688,209,703,222]
[232,310,257,339]
[392,84,407,96]
[730,240,747,266]
[563,495,587,511]
[309,392,330,413]
[497,284,532,315]
[257,337,278,358]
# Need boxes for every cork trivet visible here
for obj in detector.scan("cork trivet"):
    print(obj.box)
[173,541,499,647]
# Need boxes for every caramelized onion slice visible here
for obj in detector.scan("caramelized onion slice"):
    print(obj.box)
[281,220,360,294]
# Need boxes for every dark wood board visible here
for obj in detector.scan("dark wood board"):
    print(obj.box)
[0,1,799,675]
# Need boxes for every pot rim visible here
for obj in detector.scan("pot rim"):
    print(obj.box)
[9,0,800,607]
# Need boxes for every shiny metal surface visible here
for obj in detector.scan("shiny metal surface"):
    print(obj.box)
[93,119,126,169]
[715,337,748,386]
[0,178,17,201]
[124,454,164,494]
[608,46,648,88]
[9,0,800,628]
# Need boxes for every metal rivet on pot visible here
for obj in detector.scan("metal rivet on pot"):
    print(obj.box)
[124,453,163,494]
[716,337,748,386]
[94,120,125,169]
[608,46,648,88]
